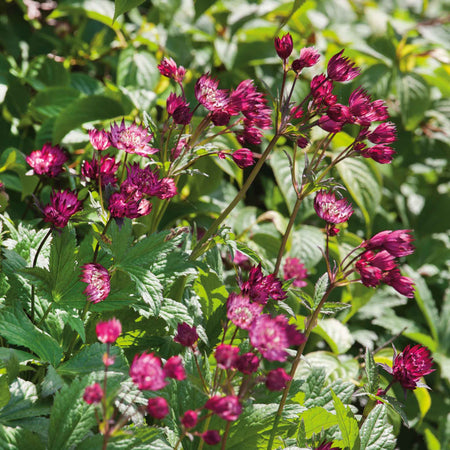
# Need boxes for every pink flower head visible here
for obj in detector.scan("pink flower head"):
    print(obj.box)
[108,190,152,219]
[96,318,121,343]
[231,148,254,168]
[109,120,158,157]
[164,355,186,380]
[327,50,360,82]
[318,115,343,133]
[383,268,415,298]
[249,314,305,362]
[314,190,353,226]
[236,352,259,374]
[122,163,160,197]
[81,263,111,303]
[166,93,193,125]
[381,345,434,391]
[81,155,119,187]
[130,352,167,391]
[310,75,336,107]
[266,368,291,391]
[283,257,308,288]
[359,145,396,164]
[348,88,389,127]
[201,430,221,445]
[211,110,231,126]
[215,344,239,370]
[156,177,177,200]
[363,229,415,258]
[274,33,294,60]
[26,143,67,177]
[297,136,309,148]
[88,129,110,151]
[83,383,103,404]
[227,293,263,330]
[195,74,229,112]
[43,190,82,228]
[174,322,198,347]
[147,397,169,419]
[181,410,198,429]
[204,395,242,421]
[158,57,186,83]
[327,103,352,124]
[241,264,287,305]
[355,250,396,288]
[292,47,320,72]
[367,122,396,144]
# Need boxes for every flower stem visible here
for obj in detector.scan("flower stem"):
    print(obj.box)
[266,284,335,450]
[190,133,282,260]
[221,421,232,450]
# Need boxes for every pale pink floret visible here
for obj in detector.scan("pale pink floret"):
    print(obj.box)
[81,263,111,303]
[88,129,111,151]
[26,143,67,177]
[130,352,167,391]
[109,120,158,157]
[227,293,263,329]
[314,190,353,225]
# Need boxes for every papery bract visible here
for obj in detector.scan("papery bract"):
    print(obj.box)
[110,120,158,157]
[314,191,353,225]
[327,50,360,82]
[89,129,111,151]
[363,230,415,257]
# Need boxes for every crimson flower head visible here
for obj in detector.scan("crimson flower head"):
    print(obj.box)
[43,190,82,228]
[215,344,239,370]
[236,352,259,374]
[83,383,103,404]
[195,74,229,112]
[327,50,360,82]
[174,322,198,347]
[81,263,111,303]
[164,355,186,380]
[201,430,221,445]
[292,47,320,72]
[81,155,119,187]
[147,397,169,419]
[363,229,415,258]
[96,318,121,343]
[26,143,67,177]
[130,352,167,391]
[359,145,396,164]
[88,129,110,151]
[181,410,198,429]
[166,93,193,125]
[383,268,415,298]
[355,250,396,288]
[367,122,396,144]
[380,345,434,391]
[227,293,263,330]
[231,148,254,168]
[158,57,186,83]
[204,395,242,421]
[274,33,293,60]
[109,120,158,157]
[249,314,305,362]
[283,257,308,288]
[314,190,353,231]
[108,191,152,219]
[266,368,291,391]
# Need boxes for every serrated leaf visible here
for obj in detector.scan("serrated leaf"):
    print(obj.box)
[41,366,64,398]
[113,0,146,21]
[48,377,97,449]
[0,375,10,409]
[29,87,81,122]
[379,395,409,428]
[314,273,329,307]
[0,424,45,450]
[360,404,396,450]
[291,225,325,267]
[331,389,360,450]
[315,319,354,354]
[117,47,159,89]
[365,348,379,394]
[299,406,339,438]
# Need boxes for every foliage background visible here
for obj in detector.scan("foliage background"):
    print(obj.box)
[0,0,449,448]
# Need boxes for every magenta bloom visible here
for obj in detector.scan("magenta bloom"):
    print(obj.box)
[147,397,169,419]
[81,155,119,186]
[355,250,396,288]
[157,177,177,200]
[158,57,186,83]
[201,430,221,445]
[348,88,389,126]
[81,263,111,303]
[327,50,360,82]
[314,190,353,225]
[363,230,414,258]
[195,74,229,112]
[164,356,186,380]
[384,268,415,298]
[380,345,434,391]
[205,395,242,421]
[166,93,193,125]
[227,293,263,330]
[215,344,239,370]
[43,190,82,228]
[274,33,293,60]
[292,47,320,72]
[359,145,396,164]
[315,442,340,450]
[122,164,161,197]
[236,353,260,374]
[109,120,158,157]
[181,410,198,429]
[26,143,67,177]
[88,129,110,151]
[310,74,336,107]
[266,368,291,391]
[83,383,103,404]
[96,318,121,343]
[283,257,308,288]
[130,352,167,391]
[249,314,305,362]
[174,322,198,347]
[367,122,396,144]
[108,191,152,219]
[231,148,254,168]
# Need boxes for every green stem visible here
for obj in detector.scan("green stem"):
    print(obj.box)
[30,228,52,323]
[266,284,335,450]
[190,133,282,260]
[221,421,232,450]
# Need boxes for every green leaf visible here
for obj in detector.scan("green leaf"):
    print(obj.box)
[291,225,325,268]
[29,87,81,122]
[0,376,10,409]
[337,158,382,234]
[299,406,339,438]
[365,348,379,394]
[378,395,409,428]
[313,273,329,307]
[0,424,45,450]
[397,72,431,131]
[53,95,127,143]
[113,0,146,21]
[314,318,354,354]
[48,377,97,449]
[360,404,395,450]
[0,305,63,367]
[32,59,70,89]
[117,47,159,90]
[331,389,360,450]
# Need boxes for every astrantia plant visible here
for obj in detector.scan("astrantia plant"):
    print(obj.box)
[0,9,441,450]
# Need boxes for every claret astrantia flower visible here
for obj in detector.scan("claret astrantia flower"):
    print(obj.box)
[130,352,167,391]
[96,318,121,343]
[327,50,360,82]
[362,229,414,257]
[283,257,308,288]
[204,395,242,421]
[231,148,254,168]
[81,155,119,186]
[88,129,110,151]
[147,397,169,419]
[226,293,263,330]
[81,263,111,303]
[265,368,291,391]
[109,120,158,157]
[43,190,82,228]
[174,322,198,347]
[181,410,198,429]
[274,33,293,60]
[26,143,67,177]
[83,383,103,404]
[292,47,320,72]
[315,442,340,450]
[214,344,239,370]
[164,355,186,380]
[314,190,353,235]
[157,57,186,83]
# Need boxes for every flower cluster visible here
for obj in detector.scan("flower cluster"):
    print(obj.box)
[355,230,415,297]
